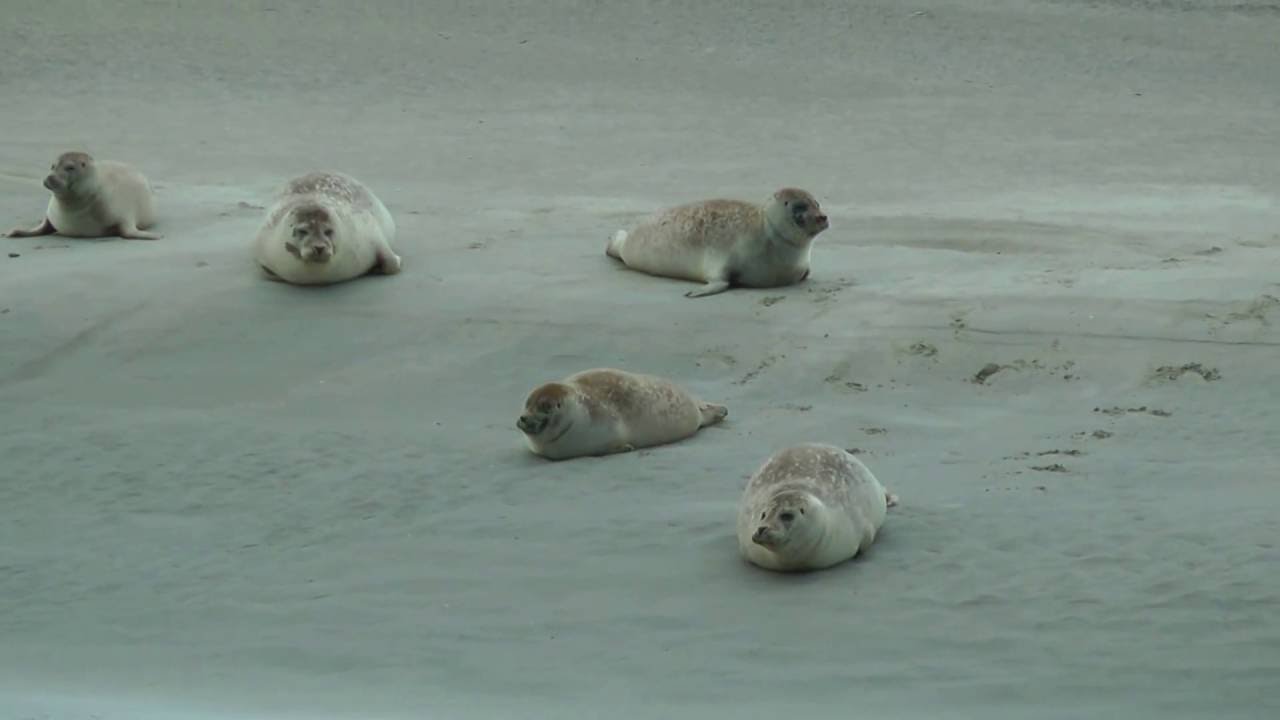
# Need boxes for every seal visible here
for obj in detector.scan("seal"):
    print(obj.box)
[5,151,161,240]
[606,188,828,298]
[737,443,898,573]
[252,171,402,285]
[517,368,728,460]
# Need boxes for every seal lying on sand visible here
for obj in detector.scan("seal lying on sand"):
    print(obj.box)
[607,188,828,298]
[737,443,898,572]
[253,171,402,285]
[518,368,728,460]
[6,151,160,240]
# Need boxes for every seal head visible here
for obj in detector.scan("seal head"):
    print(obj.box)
[285,204,337,263]
[750,489,820,553]
[43,152,93,195]
[766,187,829,247]
[517,382,574,439]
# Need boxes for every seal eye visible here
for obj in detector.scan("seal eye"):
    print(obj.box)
[799,508,805,515]
[792,202,808,213]
[779,512,795,522]
[323,229,334,238]
[760,512,766,520]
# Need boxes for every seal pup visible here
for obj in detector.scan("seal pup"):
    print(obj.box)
[5,151,160,240]
[252,171,402,285]
[737,443,898,573]
[606,188,828,298]
[517,368,728,460]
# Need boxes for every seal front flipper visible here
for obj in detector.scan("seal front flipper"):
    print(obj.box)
[5,218,55,238]
[375,243,402,275]
[117,221,162,240]
[260,264,287,283]
[685,279,730,298]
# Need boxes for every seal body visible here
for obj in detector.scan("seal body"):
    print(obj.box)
[737,443,898,573]
[607,187,828,298]
[5,151,160,240]
[517,368,728,460]
[252,171,402,285]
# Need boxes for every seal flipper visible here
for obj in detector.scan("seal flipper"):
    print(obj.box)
[685,279,730,298]
[5,218,55,238]
[606,230,627,259]
[116,220,162,240]
[375,242,402,275]
[260,264,287,283]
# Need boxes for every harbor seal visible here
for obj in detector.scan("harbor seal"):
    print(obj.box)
[252,171,401,285]
[606,188,828,298]
[737,443,898,573]
[517,368,728,460]
[5,151,161,240]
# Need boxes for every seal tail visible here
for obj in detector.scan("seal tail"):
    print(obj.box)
[606,229,627,259]
[698,402,729,428]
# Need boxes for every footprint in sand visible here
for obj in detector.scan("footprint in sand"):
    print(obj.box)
[1148,362,1221,383]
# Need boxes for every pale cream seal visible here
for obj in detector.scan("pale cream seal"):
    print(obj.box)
[253,171,402,285]
[517,368,728,460]
[6,151,160,240]
[737,443,898,572]
[607,188,828,297]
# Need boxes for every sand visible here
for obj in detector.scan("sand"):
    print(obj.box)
[2,0,1278,718]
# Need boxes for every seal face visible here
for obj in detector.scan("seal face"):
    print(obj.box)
[736,443,898,573]
[252,171,402,286]
[606,187,829,298]
[517,368,728,461]
[5,151,161,240]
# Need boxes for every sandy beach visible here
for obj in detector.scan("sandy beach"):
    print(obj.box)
[2,1,1278,718]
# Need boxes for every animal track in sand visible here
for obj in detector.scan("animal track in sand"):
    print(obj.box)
[1006,449,1085,460]
[1221,294,1279,326]
[823,356,868,392]
[905,342,938,358]
[806,277,855,304]
[1094,405,1172,418]
[1148,362,1221,383]
[823,374,868,392]
[759,295,785,307]
[1072,429,1113,440]
[971,358,1077,385]
[1030,463,1069,473]
[694,347,738,371]
[732,354,778,385]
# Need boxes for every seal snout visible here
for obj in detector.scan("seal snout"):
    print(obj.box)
[751,526,777,548]
[517,414,546,435]
[42,175,63,192]
[303,245,333,263]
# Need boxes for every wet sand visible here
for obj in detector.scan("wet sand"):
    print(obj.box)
[2,1,1278,718]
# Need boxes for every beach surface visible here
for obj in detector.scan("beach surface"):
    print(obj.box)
[2,1,1278,718]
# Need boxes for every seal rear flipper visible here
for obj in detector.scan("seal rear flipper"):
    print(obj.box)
[5,218,55,238]
[606,230,627,259]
